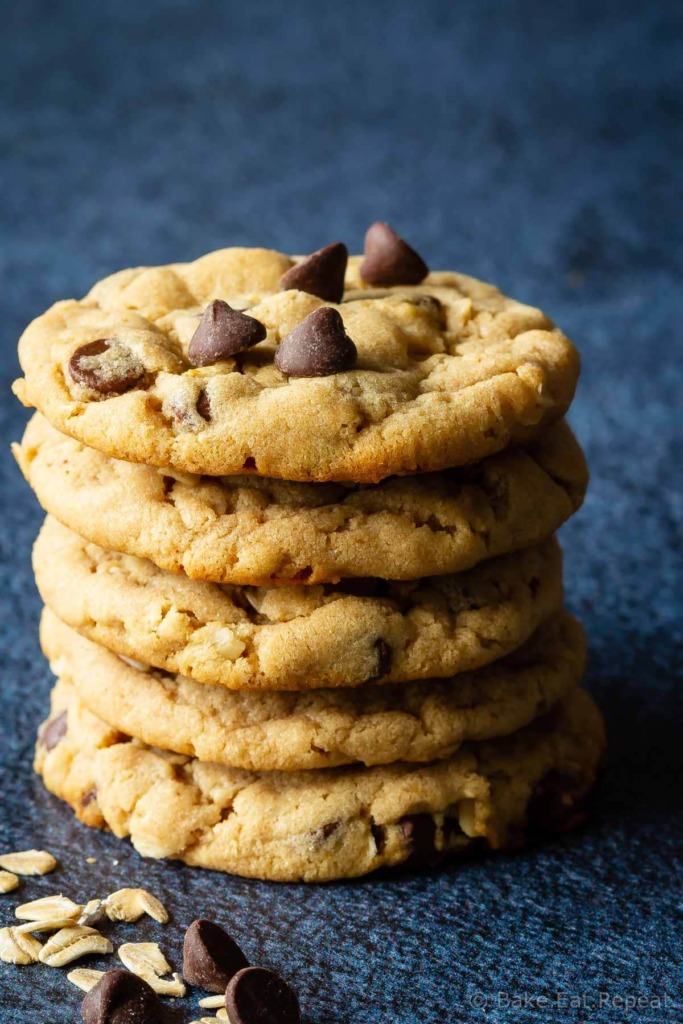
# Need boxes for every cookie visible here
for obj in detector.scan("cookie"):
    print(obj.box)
[35,518,564,691]
[35,681,605,882]
[40,609,584,771]
[13,247,580,482]
[16,415,587,585]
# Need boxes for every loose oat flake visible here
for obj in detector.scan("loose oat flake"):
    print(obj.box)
[104,888,169,924]
[0,927,43,965]
[17,916,84,935]
[15,895,83,922]
[118,941,171,978]
[79,898,106,926]
[67,967,106,992]
[0,871,19,894]
[199,995,227,1009]
[0,850,57,876]
[38,926,113,967]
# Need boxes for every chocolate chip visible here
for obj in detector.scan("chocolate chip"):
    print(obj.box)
[279,242,348,302]
[399,814,439,867]
[374,638,393,678]
[188,300,267,367]
[371,821,386,855]
[69,340,145,396]
[274,307,357,377]
[196,390,212,421]
[364,638,393,683]
[182,918,249,994]
[360,222,429,286]
[527,771,586,834]
[226,967,300,1024]
[81,788,97,808]
[308,820,342,848]
[41,711,67,751]
[81,969,162,1024]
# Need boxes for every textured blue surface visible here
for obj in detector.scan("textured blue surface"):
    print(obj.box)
[1,1,682,1021]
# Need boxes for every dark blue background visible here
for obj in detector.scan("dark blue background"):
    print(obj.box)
[1,1,682,1021]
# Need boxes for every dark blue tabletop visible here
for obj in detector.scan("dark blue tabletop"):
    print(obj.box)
[1,2,682,1021]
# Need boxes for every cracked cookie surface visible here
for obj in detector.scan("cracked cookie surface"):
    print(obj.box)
[16,415,587,585]
[40,609,584,770]
[13,248,580,482]
[35,681,605,882]
[35,518,564,690]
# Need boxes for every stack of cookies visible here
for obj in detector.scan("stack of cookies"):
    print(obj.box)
[12,225,605,882]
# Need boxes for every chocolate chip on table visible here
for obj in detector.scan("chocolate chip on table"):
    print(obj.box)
[81,969,163,1024]
[40,711,67,750]
[274,307,357,377]
[360,222,429,286]
[68,340,145,396]
[226,966,301,1024]
[183,918,249,993]
[279,242,348,302]
[188,300,267,367]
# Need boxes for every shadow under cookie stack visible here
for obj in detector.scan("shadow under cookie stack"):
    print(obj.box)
[12,225,605,883]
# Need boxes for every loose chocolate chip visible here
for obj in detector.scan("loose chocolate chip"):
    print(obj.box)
[400,814,439,867]
[274,307,357,377]
[279,242,348,302]
[226,967,301,1024]
[41,711,67,751]
[360,222,429,286]
[69,340,145,396]
[82,969,162,1024]
[188,300,267,367]
[183,918,249,994]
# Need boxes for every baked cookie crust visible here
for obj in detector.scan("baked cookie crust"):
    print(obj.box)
[35,518,564,690]
[40,609,585,771]
[35,682,605,882]
[14,248,580,482]
[16,415,587,585]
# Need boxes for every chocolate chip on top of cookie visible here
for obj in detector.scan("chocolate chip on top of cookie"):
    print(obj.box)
[275,306,357,377]
[360,221,429,286]
[188,299,267,366]
[68,339,146,396]
[279,241,348,302]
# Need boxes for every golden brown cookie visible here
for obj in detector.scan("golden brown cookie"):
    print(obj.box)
[35,518,564,690]
[35,681,605,882]
[13,247,580,482]
[41,609,585,770]
[16,415,587,585]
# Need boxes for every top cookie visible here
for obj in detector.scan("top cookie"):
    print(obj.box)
[13,246,579,482]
